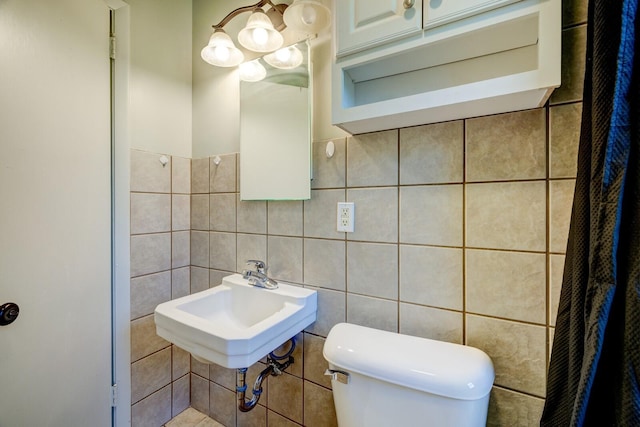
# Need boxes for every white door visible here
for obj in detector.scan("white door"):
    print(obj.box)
[0,0,112,426]
[335,0,423,57]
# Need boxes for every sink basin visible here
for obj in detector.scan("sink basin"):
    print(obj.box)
[154,274,317,368]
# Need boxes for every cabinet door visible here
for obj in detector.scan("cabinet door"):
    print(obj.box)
[424,0,524,29]
[336,0,423,57]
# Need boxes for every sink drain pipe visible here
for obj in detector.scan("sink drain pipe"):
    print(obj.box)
[236,337,297,412]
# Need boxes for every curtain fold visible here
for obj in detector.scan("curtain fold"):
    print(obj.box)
[541,0,640,425]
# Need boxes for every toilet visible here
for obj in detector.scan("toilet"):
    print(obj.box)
[323,323,495,427]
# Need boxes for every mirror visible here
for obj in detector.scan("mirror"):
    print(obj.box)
[240,41,311,200]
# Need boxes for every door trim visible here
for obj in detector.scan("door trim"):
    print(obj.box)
[107,1,131,425]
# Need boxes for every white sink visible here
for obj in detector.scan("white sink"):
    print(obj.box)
[154,274,317,368]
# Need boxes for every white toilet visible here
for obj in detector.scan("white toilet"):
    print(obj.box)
[323,323,495,427]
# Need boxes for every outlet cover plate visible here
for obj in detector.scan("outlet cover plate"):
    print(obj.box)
[337,202,355,232]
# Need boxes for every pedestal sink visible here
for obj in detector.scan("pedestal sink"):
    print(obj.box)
[154,274,317,368]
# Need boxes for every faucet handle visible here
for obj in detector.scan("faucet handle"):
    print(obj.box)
[246,259,267,273]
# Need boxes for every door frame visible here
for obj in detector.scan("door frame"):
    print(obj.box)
[106,1,131,425]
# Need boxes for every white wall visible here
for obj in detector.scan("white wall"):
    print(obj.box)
[191,0,347,158]
[192,0,241,157]
[129,0,193,157]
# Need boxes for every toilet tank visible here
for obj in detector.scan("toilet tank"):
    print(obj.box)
[323,323,494,427]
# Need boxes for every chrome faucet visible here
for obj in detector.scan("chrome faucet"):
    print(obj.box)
[242,260,278,289]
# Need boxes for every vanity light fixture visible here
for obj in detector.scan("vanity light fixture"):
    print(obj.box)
[201,0,330,69]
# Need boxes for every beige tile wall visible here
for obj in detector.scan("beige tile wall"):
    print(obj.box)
[129,0,587,425]
[189,96,581,427]
[130,150,192,427]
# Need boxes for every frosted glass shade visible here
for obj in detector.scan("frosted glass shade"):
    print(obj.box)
[283,0,331,34]
[263,45,304,69]
[238,9,284,52]
[239,59,267,82]
[201,31,244,67]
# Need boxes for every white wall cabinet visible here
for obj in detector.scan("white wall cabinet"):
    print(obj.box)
[332,0,561,135]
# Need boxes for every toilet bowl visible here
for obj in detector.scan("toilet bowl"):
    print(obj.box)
[323,323,495,427]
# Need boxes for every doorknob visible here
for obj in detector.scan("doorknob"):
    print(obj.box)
[403,0,415,9]
[0,302,19,326]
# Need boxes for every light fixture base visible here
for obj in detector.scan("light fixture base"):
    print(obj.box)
[267,3,288,32]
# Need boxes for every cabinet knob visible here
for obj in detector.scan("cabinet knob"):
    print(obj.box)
[403,0,415,9]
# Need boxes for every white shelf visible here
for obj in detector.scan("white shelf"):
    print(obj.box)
[332,0,561,135]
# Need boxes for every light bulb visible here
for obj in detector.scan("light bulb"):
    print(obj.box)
[252,27,269,46]
[214,45,230,61]
[301,5,317,25]
[275,47,291,62]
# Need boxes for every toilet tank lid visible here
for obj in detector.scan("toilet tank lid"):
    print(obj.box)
[323,323,495,400]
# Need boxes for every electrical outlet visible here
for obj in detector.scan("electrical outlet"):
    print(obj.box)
[337,202,355,232]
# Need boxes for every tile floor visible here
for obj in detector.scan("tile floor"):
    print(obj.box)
[165,407,224,427]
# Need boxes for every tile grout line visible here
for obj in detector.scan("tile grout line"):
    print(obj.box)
[545,102,552,373]
[462,118,468,346]
[344,136,349,325]
[396,128,401,333]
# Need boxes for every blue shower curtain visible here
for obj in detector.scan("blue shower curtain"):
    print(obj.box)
[541,0,640,425]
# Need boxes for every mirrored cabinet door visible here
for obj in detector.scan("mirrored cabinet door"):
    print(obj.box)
[240,41,311,201]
